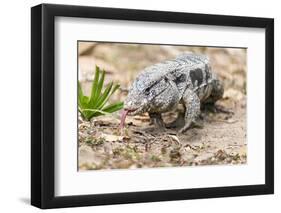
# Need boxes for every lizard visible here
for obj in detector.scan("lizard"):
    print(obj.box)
[120,53,224,133]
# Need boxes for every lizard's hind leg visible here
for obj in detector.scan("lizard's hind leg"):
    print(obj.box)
[179,89,201,133]
[201,79,233,114]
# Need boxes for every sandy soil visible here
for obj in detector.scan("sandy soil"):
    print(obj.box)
[78,42,247,170]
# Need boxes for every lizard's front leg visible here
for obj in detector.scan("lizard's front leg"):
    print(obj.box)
[149,112,165,129]
[179,89,201,133]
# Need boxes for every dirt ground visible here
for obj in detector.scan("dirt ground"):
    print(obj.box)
[78,42,247,170]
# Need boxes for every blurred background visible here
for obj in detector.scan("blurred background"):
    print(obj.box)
[78,42,247,104]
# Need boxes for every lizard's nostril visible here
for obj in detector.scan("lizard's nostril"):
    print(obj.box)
[126,101,132,107]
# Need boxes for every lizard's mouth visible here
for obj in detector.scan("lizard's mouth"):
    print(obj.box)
[125,108,137,114]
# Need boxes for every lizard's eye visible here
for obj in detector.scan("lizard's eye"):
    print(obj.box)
[144,88,150,95]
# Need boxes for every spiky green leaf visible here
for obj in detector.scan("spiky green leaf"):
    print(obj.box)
[94,82,113,109]
[78,65,123,120]
[90,66,100,104]
[102,102,124,113]
[99,84,120,109]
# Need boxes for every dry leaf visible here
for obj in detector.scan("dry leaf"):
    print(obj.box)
[168,135,180,144]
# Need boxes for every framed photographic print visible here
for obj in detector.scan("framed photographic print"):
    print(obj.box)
[31,3,274,209]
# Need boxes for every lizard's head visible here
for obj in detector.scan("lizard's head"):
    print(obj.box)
[124,72,170,115]
[120,82,149,129]
[124,78,150,116]
[123,91,148,116]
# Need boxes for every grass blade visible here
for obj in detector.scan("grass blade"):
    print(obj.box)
[90,66,100,103]
[96,70,105,98]
[78,81,84,97]
[102,102,124,113]
[78,81,88,108]
[99,84,120,109]
[80,108,110,115]
[95,82,113,109]
[90,69,106,107]
[78,81,83,107]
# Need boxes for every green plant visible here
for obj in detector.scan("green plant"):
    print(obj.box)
[78,66,123,120]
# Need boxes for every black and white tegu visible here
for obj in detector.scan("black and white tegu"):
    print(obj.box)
[120,53,224,133]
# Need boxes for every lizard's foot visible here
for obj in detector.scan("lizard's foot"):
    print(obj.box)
[149,113,165,130]
[152,118,165,130]
[214,105,234,114]
[178,121,192,134]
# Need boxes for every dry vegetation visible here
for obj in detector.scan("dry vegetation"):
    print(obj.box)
[78,42,247,170]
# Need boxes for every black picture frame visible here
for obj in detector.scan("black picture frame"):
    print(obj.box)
[31,3,274,209]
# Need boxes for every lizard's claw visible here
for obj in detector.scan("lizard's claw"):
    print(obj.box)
[178,120,203,134]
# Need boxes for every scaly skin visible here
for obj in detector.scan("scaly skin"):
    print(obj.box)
[124,53,224,133]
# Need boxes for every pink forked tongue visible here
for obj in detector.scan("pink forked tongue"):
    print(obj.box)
[120,110,129,129]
